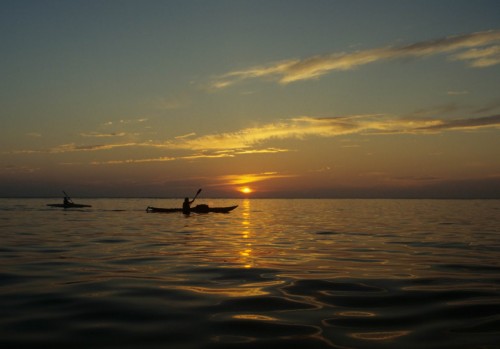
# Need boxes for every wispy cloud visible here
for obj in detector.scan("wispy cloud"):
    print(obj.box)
[230,148,290,155]
[0,165,39,174]
[88,148,289,165]
[103,118,148,126]
[80,132,127,138]
[89,155,228,166]
[90,156,176,165]
[51,142,140,153]
[416,114,500,131]
[164,115,383,151]
[161,113,500,154]
[211,30,500,88]
[451,45,500,67]
[216,172,296,186]
[11,142,149,154]
[166,113,500,151]
[10,114,500,161]
[174,132,197,140]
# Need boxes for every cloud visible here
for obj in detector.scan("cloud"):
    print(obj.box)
[164,116,379,150]
[103,118,149,126]
[212,30,500,87]
[90,156,176,165]
[88,148,289,166]
[162,115,428,151]
[447,91,469,96]
[90,154,229,166]
[9,142,145,154]
[50,142,140,153]
[216,172,296,186]
[0,165,39,174]
[230,148,290,155]
[416,114,500,131]
[174,132,197,139]
[11,114,500,162]
[80,132,127,138]
[451,45,500,67]
[120,118,148,124]
[165,113,500,151]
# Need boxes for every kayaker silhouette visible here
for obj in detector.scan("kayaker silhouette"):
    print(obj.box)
[183,197,195,214]
[182,189,202,214]
[62,190,73,206]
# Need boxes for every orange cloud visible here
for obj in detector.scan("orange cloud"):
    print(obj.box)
[217,172,297,185]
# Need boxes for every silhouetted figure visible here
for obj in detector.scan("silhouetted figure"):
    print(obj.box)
[63,196,70,205]
[183,197,195,214]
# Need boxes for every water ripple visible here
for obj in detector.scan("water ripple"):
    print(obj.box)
[0,198,499,348]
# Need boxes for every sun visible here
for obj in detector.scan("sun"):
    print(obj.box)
[240,187,253,194]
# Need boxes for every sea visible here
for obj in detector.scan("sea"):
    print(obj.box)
[1,198,499,349]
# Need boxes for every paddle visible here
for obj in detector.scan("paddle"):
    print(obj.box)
[192,188,202,203]
[62,190,74,204]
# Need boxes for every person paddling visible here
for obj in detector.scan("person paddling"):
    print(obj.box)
[63,191,73,206]
[182,197,195,214]
[182,189,202,215]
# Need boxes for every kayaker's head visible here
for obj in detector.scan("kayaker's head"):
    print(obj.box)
[184,197,189,202]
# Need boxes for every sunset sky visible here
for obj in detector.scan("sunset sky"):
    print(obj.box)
[1,0,499,198]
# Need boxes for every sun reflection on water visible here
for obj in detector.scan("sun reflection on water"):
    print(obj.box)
[239,199,253,268]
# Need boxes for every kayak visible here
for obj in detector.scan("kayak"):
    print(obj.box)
[47,203,92,208]
[146,204,238,213]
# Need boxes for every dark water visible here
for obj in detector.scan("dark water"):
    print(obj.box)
[1,198,499,348]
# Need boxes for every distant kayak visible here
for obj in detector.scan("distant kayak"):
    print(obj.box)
[47,203,92,208]
[146,204,237,213]
[48,191,91,209]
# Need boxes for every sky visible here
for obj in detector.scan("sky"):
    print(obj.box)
[1,0,500,198]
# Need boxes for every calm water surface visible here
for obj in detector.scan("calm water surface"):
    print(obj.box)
[1,198,499,348]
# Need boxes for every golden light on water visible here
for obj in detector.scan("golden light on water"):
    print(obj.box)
[240,199,253,268]
[350,331,411,341]
[232,314,277,321]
